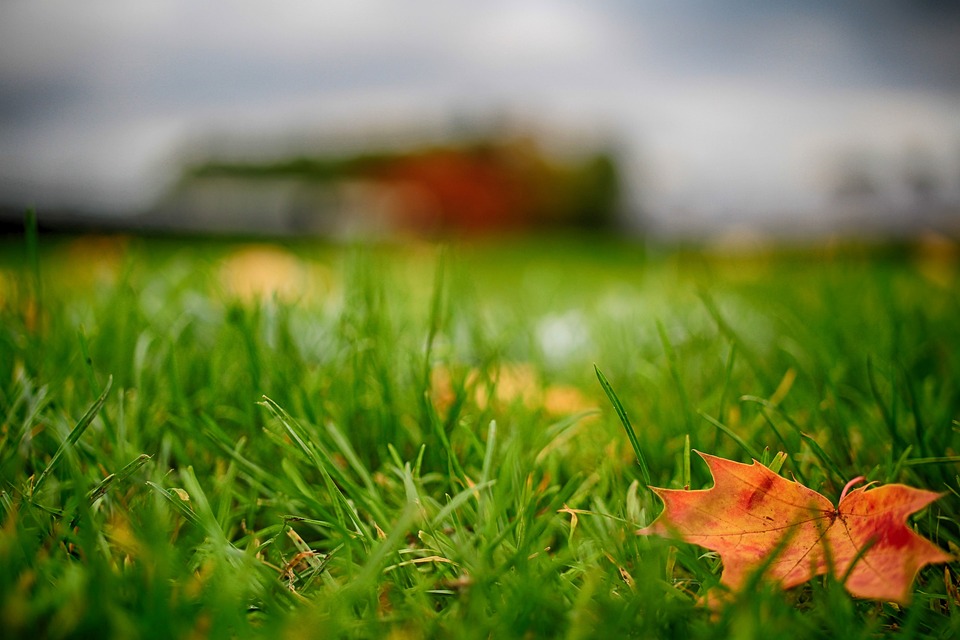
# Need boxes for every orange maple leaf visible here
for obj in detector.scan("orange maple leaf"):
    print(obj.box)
[638,451,953,604]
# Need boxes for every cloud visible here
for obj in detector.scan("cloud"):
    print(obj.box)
[1,0,958,229]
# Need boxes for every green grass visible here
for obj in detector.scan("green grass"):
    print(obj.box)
[1,232,958,638]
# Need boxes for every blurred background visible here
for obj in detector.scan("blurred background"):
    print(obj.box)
[1,0,959,240]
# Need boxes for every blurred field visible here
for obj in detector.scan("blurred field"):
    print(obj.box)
[1,232,958,638]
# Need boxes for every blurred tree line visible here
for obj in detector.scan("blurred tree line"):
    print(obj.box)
[172,136,621,236]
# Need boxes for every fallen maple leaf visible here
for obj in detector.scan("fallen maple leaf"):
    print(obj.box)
[638,451,952,604]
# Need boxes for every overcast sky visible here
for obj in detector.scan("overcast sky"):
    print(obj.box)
[1,1,959,231]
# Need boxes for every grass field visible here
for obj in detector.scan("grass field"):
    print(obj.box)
[1,229,959,638]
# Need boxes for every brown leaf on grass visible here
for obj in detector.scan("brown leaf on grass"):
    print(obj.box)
[638,451,952,604]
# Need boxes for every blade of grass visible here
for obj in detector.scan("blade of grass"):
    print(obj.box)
[717,343,737,424]
[145,480,202,527]
[77,327,100,396]
[324,420,377,495]
[697,410,762,461]
[422,245,447,384]
[0,378,49,472]
[78,326,116,439]
[24,207,41,306]
[595,365,651,487]
[739,395,807,483]
[348,504,420,595]
[260,396,361,536]
[867,357,906,453]
[32,375,113,496]
[423,389,467,484]
[656,320,694,434]
[87,453,151,502]
[198,416,276,495]
[799,432,846,487]
[431,480,496,529]
[901,366,931,459]
[902,456,960,467]
[698,290,771,391]
[481,420,497,486]
[768,451,788,474]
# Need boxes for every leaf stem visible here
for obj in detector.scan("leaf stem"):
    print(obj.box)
[839,476,865,503]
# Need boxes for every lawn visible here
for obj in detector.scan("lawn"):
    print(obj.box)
[1,229,958,638]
